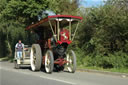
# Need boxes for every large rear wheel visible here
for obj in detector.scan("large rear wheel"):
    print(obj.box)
[45,50,54,73]
[30,44,42,71]
[66,50,76,73]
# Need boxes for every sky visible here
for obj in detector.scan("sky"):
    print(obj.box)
[80,0,107,7]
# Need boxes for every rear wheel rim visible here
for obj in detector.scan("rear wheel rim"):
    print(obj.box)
[31,48,36,71]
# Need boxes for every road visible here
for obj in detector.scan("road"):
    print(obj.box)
[0,61,128,85]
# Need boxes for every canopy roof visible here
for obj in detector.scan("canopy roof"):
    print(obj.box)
[26,15,83,30]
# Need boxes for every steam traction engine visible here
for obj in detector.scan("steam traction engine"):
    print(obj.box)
[26,15,82,73]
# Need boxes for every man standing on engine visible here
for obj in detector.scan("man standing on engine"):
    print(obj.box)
[15,40,24,59]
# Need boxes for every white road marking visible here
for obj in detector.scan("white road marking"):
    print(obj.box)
[0,67,76,85]
[39,76,76,85]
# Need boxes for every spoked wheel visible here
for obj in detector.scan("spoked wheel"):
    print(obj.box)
[66,50,76,73]
[45,50,54,73]
[30,44,42,71]
[14,60,20,69]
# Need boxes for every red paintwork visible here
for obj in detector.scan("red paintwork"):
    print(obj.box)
[57,41,63,44]
[48,15,83,20]
[43,56,68,66]
[26,18,48,30]
[54,58,69,66]
[26,15,83,30]
[56,29,72,44]
[42,56,45,65]
[48,39,51,49]
[60,29,69,42]
[57,40,72,45]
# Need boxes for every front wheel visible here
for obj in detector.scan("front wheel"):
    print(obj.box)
[66,50,76,73]
[45,50,54,73]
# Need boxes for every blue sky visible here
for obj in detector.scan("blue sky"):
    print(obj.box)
[80,0,107,7]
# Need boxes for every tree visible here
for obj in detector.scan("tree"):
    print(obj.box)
[48,0,79,15]
[76,0,128,68]
[1,0,50,24]
[0,0,80,57]
[0,0,50,57]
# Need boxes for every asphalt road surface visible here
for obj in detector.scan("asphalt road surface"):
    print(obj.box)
[0,61,128,85]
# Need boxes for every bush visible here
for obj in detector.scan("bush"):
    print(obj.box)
[108,51,128,68]
[76,50,128,69]
[75,0,128,69]
[74,47,85,66]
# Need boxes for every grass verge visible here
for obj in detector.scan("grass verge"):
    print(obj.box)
[78,65,128,74]
[0,57,14,62]
[0,57,128,74]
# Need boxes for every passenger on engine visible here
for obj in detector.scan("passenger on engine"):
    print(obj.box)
[15,40,24,59]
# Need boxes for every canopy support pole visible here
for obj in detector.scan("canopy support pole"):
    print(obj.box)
[49,21,57,42]
[72,22,80,41]
[57,20,60,40]
[69,21,72,40]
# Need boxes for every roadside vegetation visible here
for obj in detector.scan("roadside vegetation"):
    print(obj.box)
[0,0,128,73]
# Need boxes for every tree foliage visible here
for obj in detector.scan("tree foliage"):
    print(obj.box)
[48,0,79,15]
[76,0,128,68]
[1,0,49,24]
[0,0,79,57]
[0,0,128,69]
[0,0,50,57]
